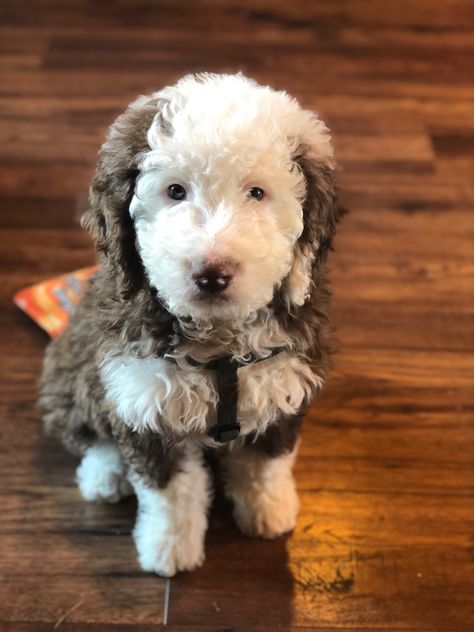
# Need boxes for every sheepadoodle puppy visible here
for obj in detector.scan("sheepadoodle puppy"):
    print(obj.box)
[40,73,343,576]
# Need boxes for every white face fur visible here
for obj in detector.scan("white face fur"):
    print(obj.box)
[129,74,332,322]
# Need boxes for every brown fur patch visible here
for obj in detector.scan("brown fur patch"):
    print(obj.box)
[296,154,345,265]
[81,95,159,299]
[113,425,183,489]
[244,412,304,457]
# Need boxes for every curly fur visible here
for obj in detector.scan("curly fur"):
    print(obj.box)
[100,351,321,439]
[39,73,344,575]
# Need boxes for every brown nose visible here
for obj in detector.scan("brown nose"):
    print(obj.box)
[193,263,234,294]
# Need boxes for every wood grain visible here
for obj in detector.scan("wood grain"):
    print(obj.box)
[0,0,473,629]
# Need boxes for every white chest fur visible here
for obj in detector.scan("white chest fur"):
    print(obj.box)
[100,352,321,439]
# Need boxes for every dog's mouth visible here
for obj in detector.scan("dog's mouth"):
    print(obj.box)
[193,291,229,304]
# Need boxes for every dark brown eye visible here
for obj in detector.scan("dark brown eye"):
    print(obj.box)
[167,184,186,200]
[248,187,265,201]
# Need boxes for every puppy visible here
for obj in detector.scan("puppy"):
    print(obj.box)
[40,73,343,576]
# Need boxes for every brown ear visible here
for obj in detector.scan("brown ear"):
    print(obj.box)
[285,145,345,306]
[81,95,160,299]
[296,150,344,266]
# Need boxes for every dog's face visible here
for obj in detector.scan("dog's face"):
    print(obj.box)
[84,74,340,321]
[131,147,302,320]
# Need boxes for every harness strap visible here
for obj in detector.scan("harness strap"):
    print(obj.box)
[208,357,240,443]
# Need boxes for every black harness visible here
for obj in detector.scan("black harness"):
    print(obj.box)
[168,347,286,443]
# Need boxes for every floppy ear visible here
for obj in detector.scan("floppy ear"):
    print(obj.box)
[286,124,345,307]
[81,95,160,299]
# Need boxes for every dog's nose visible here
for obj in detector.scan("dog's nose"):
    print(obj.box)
[193,264,234,294]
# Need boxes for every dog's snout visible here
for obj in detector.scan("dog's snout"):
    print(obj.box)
[193,263,235,294]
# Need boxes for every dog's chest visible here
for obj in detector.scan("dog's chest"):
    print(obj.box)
[101,353,319,438]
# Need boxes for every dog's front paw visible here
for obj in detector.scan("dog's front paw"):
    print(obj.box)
[231,474,299,539]
[133,511,205,577]
[224,449,300,539]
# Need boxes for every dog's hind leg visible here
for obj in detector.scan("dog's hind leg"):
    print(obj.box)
[76,441,133,503]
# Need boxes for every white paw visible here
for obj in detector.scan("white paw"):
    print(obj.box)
[231,475,299,539]
[133,511,205,577]
[76,442,132,503]
[224,448,300,538]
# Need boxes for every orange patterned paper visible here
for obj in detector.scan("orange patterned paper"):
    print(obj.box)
[13,266,99,337]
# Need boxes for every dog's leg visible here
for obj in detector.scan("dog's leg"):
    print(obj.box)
[126,441,211,577]
[222,416,302,538]
[76,440,133,503]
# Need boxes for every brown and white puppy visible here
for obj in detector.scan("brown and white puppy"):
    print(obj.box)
[40,73,343,576]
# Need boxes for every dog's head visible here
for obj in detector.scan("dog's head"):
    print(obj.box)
[83,73,342,322]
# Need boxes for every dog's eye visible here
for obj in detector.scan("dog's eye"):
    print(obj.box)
[248,187,265,201]
[167,184,186,201]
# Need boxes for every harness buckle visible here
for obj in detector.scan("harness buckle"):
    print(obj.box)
[207,422,241,443]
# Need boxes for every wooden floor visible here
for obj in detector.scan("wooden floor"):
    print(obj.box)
[1,1,473,630]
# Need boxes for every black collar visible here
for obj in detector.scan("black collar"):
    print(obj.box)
[167,347,286,443]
